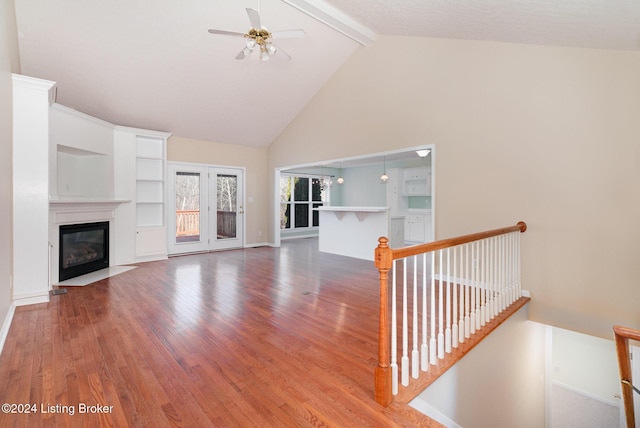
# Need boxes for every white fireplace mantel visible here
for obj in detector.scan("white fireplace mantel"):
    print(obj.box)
[49,198,130,285]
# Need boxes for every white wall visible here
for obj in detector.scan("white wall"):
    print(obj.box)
[549,327,621,427]
[411,305,546,427]
[338,164,388,206]
[552,327,620,403]
[49,104,115,198]
[268,35,640,339]
[0,0,20,352]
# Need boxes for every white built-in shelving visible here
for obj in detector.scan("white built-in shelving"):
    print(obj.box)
[113,127,170,264]
[135,136,165,228]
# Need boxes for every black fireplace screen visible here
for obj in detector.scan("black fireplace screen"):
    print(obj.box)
[59,221,109,281]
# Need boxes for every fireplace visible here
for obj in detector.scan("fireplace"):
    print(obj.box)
[59,221,109,281]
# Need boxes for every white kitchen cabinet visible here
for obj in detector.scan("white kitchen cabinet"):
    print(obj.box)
[403,167,431,196]
[404,214,426,243]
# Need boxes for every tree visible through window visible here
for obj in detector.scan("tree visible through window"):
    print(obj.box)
[280,174,327,230]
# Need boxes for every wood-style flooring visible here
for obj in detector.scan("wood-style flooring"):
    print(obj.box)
[0,238,444,427]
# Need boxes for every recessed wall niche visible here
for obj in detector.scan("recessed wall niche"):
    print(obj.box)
[57,145,110,197]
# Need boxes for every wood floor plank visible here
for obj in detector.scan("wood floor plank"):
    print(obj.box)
[0,238,453,427]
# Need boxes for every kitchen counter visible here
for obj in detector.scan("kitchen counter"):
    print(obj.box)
[317,206,392,260]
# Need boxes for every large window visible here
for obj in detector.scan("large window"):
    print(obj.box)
[280,174,328,230]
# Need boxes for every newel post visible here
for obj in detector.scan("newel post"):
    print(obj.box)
[374,236,393,406]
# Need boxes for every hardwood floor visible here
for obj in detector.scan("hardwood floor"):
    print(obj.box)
[0,238,443,427]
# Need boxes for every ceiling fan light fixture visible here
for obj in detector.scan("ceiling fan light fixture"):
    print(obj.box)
[267,44,277,55]
[260,50,270,61]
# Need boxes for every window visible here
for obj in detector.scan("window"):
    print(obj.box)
[280,174,329,230]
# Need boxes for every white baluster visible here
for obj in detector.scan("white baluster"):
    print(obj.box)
[499,235,505,313]
[445,247,452,353]
[509,234,518,304]
[465,243,471,338]
[459,244,466,344]
[452,245,459,349]
[402,258,409,386]
[470,242,476,334]
[437,249,445,359]
[517,231,522,298]
[430,251,437,365]
[489,236,500,320]
[412,255,419,379]
[391,260,398,395]
[476,241,484,330]
[475,240,481,331]
[486,237,493,321]
[480,238,486,328]
[421,252,428,371]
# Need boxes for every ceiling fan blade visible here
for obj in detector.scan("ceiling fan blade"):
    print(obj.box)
[246,8,261,29]
[271,29,305,39]
[208,29,246,37]
[272,46,291,61]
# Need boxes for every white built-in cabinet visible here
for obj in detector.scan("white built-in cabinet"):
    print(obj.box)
[403,167,431,196]
[385,166,433,245]
[114,127,171,264]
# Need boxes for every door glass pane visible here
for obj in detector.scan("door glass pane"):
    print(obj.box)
[217,174,237,239]
[175,172,201,243]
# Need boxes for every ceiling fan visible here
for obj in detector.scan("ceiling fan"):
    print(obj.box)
[208,8,305,61]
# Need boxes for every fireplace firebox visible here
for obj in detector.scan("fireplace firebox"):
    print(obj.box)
[59,221,109,281]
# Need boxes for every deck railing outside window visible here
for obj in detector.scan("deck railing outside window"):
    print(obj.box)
[374,221,527,406]
[176,210,237,240]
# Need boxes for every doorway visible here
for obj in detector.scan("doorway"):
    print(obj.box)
[167,162,244,255]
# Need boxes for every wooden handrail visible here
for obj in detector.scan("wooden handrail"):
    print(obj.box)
[614,325,640,428]
[388,221,527,261]
[374,221,527,407]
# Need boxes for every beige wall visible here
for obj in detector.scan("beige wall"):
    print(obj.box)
[0,0,20,343]
[268,35,640,338]
[167,136,269,245]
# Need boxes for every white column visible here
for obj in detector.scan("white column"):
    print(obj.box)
[12,74,56,306]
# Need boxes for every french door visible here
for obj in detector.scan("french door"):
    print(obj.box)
[167,163,244,255]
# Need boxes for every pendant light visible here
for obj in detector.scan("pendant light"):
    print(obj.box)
[337,162,344,184]
[380,157,389,182]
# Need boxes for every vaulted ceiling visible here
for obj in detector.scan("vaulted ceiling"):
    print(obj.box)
[13,0,640,148]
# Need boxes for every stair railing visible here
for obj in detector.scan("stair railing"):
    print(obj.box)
[614,325,640,428]
[374,221,527,406]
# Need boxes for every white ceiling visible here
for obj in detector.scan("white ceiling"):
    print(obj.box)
[13,0,640,149]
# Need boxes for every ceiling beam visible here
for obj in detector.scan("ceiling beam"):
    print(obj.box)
[281,0,376,45]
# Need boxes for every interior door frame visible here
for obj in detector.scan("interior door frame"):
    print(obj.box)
[167,161,245,255]
[272,145,436,248]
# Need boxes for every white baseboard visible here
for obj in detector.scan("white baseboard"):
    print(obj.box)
[13,290,50,306]
[410,398,462,428]
[244,242,271,248]
[0,302,16,356]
